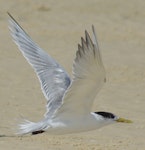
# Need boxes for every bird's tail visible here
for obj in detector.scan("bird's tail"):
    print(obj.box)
[16,119,48,135]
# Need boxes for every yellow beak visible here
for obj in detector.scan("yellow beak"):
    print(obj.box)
[116,117,133,123]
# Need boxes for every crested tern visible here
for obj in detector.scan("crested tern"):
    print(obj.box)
[8,13,132,135]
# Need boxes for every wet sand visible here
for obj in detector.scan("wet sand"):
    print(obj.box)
[0,0,145,149]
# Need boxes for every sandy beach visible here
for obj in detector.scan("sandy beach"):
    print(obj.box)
[0,0,145,149]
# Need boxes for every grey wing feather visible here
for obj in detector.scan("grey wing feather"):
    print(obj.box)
[8,13,71,118]
[54,26,106,118]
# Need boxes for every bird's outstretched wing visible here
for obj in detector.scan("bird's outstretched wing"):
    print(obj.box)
[54,26,106,118]
[8,13,71,118]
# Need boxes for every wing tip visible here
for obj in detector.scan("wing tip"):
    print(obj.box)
[7,12,17,24]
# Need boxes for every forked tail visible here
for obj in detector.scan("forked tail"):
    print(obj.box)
[17,119,49,135]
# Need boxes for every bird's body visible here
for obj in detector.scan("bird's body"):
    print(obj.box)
[21,112,115,135]
[8,13,132,135]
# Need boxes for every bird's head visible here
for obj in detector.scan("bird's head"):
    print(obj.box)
[94,111,132,124]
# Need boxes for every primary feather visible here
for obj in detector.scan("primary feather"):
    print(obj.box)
[54,26,106,118]
[8,13,71,119]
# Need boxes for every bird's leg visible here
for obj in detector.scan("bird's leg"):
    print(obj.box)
[32,130,45,135]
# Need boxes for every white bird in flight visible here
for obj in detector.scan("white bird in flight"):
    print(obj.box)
[8,13,132,135]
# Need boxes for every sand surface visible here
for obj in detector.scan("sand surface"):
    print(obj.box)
[0,0,145,149]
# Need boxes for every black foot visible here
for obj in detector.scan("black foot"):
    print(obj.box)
[32,130,44,135]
